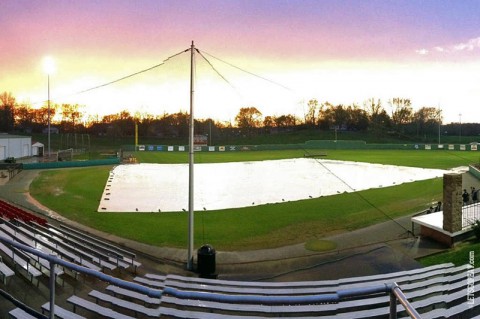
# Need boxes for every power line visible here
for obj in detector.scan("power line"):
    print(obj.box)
[199,49,295,93]
[75,48,190,95]
[29,48,190,107]
[195,49,245,101]
[196,49,237,91]
[302,148,414,235]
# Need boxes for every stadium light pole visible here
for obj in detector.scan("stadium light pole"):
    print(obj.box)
[43,56,56,157]
[459,113,462,143]
[437,106,441,145]
[187,41,196,271]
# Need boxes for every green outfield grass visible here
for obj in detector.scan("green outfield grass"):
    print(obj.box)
[418,240,480,268]
[133,149,479,169]
[30,149,479,251]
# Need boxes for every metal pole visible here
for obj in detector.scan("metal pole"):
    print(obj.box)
[389,290,397,319]
[187,41,196,271]
[391,284,422,319]
[48,74,51,156]
[48,257,56,319]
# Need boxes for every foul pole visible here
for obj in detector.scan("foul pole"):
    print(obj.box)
[187,41,196,270]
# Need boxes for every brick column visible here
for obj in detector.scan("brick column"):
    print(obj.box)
[443,173,463,233]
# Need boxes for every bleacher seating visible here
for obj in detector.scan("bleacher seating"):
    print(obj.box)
[0,257,14,284]
[0,218,141,274]
[41,302,86,319]
[56,224,140,271]
[54,263,478,318]
[0,226,64,278]
[0,198,478,318]
[0,241,42,283]
[8,307,37,319]
[0,200,47,226]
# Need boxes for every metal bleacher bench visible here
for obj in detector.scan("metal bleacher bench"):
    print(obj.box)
[29,224,119,272]
[147,262,455,296]
[41,302,86,319]
[0,224,64,278]
[15,221,103,272]
[0,257,15,284]
[0,242,41,283]
[106,284,161,305]
[8,308,36,319]
[89,290,162,317]
[133,263,456,299]
[51,224,140,271]
[129,264,479,318]
[67,295,135,319]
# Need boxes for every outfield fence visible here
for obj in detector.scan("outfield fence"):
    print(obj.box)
[22,158,120,170]
[128,140,480,152]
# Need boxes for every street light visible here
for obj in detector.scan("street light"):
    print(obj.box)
[43,56,55,157]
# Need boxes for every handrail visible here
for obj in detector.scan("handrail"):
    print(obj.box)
[390,282,422,319]
[0,235,421,318]
[163,283,393,305]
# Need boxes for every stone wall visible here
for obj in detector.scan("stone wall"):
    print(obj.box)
[443,173,462,233]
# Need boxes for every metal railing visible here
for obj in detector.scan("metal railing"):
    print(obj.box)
[0,235,421,319]
[462,201,480,228]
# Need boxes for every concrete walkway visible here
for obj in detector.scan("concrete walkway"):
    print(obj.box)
[0,168,478,281]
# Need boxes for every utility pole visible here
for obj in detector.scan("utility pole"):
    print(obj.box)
[187,41,196,271]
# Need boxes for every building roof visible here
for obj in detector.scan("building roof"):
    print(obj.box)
[0,133,31,139]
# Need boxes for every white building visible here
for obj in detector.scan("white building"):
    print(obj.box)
[31,142,44,157]
[0,134,32,160]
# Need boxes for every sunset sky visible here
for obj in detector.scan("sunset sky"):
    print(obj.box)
[2,0,480,124]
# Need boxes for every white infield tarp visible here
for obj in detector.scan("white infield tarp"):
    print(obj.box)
[98,158,449,213]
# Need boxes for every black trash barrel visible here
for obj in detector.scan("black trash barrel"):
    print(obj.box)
[197,244,216,278]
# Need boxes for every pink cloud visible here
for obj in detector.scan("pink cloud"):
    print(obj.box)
[416,36,480,56]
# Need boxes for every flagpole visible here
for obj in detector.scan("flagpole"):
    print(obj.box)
[187,41,195,271]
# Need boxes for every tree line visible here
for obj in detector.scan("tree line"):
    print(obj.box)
[1,92,479,140]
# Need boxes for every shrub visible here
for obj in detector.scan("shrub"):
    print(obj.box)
[472,220,480,241]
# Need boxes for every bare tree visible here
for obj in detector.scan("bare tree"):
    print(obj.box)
[389,98,413,130]
[305,99,318,126]
[363,98,391,134]
[61,104,84,132]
